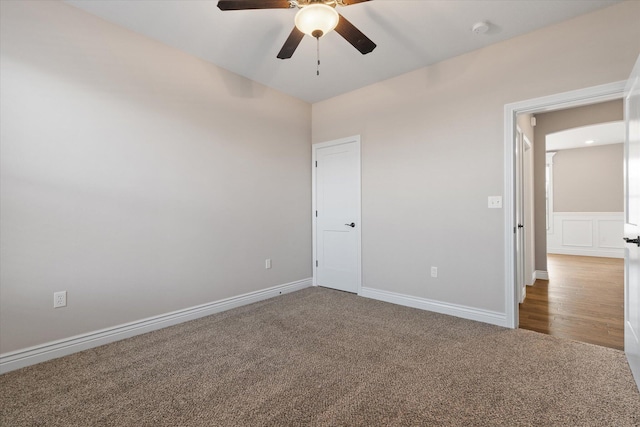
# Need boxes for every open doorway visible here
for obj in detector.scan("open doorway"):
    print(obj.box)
[517,100,625,350]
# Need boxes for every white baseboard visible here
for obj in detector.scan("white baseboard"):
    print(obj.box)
[546,248,624,259]
[358,287,508,328]
[0,278,312,374]
[534,270,549,280]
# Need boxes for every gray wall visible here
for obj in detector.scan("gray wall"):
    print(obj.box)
[553,144,624,212]
[533,100,623,272]
[0,1,312,354]
[313,2,639,313]
[1,0,639,356]
[517,114,535,144]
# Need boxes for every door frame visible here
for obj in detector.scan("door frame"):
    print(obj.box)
[311,135,362,292]
[503,81,626,328]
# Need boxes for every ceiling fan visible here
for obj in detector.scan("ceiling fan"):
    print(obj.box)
[217,0,376,60]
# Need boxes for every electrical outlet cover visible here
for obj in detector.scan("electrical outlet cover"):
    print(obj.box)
[54,291,67,308]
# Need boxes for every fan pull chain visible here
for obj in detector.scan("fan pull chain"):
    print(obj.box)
[316,37,320,76]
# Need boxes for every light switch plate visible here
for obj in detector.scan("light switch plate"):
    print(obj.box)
[488,196,502,209]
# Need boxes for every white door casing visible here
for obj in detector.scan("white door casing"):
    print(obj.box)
[312,136,361,293]
[623,55,640,386]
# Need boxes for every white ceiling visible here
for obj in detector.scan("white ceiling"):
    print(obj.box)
[64,0,622,103]
[546,121,625,151]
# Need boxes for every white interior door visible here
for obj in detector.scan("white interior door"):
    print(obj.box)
[523,136,535,287]
[624,55,640,388]
[515,129,526,302]
[313,136,361,293]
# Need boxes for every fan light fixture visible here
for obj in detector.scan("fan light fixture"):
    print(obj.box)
[295,4,339,38]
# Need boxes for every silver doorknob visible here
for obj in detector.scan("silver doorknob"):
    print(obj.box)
[345,222,355,228]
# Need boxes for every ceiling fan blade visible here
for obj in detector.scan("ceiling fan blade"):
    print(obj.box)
[339,0,371,5]
[335,14,376,55]
[217,0,292,11]
[277,27,305,59]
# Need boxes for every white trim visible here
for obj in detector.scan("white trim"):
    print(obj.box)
[359,287,508,328]
[548,248,624,258]
[553,211,627,216]
[534,270,549,280]
[0,278,312,374]
[311,136,362,293]
[504,80,626,329]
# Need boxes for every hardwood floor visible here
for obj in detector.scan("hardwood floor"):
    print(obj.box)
[519,254,624,350]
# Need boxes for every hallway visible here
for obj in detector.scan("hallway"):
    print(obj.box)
[519,254,624,350]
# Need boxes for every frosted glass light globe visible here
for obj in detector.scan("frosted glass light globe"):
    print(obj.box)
[295,4,339,38]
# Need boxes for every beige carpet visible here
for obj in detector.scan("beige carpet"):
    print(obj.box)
[1,287,639,426]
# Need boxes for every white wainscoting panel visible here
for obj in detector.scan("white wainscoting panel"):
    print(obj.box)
[547,212,624,258]
[561,220,593,247]
[599,220,625,248]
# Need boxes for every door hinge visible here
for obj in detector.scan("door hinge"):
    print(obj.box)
[315,260,318,267]
[315,161,317,167]
[315,210,318,217]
